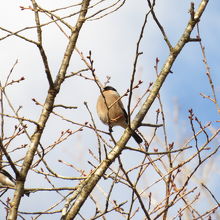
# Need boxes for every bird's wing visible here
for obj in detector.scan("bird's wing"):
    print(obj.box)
[0,169,15,182]
[117,98,128,123]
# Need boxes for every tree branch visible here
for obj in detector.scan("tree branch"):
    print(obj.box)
[60,0,209,219]
[7,0,91,219]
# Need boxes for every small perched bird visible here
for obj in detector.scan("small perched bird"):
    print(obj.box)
[0,169,16,188]
[96,86,143,144]
[0,169,29,196]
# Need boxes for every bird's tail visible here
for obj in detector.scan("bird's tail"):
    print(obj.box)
[132,131,143,144]
[120,123,143,144]
[24,190,30,197]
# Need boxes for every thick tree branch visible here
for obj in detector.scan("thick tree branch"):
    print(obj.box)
[7,1,91,219]
[60,0,209,219]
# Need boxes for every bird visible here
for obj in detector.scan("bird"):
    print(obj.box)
[0,169,16,188]
[0,169,30,196]
[96,86,143,144]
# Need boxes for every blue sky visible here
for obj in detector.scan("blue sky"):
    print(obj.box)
[0,0,220,219]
